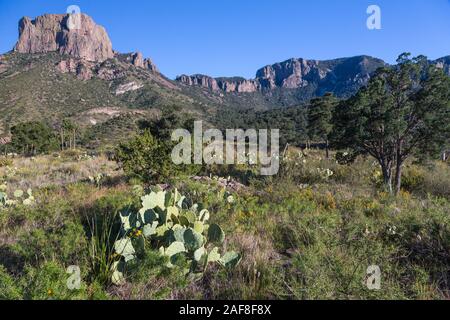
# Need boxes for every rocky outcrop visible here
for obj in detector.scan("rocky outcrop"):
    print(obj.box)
[57,58,93,80]
[0,55,8,74]
[14,14,114,62]
[256,58,319,89]
[435,56,450,76]
[115,81,144,95]
[117,52,159,73]
[177,74,220,91]
[176,75,261,93]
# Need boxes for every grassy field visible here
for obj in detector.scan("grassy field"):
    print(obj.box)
[0,148,449,300]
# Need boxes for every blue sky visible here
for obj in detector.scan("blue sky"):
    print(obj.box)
[0,0,449,79]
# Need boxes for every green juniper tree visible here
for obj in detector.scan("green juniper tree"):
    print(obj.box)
[332,53,450,194]
[115,130,177,183]
[307,93,337,158]
[10,121,59,156]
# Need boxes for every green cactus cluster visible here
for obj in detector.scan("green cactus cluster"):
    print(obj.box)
[111,188,241,285]
[0,182,35,208]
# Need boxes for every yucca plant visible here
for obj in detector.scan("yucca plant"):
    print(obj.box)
[86,210,122,286]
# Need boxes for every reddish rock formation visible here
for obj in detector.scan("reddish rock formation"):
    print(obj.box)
[15,14,114,62]
[121,52,159,73]
[57,58,93,80]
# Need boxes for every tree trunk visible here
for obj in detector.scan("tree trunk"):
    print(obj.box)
[325,139,330,159]
[394,160,403,195]
[381,162,393,194]
[394,141,404,195]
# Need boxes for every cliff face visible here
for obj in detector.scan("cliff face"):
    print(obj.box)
[176,74,220,91]
[15,14,114,62]
[176,56,387,97]
[176,75,262,93]
[255,58,322,89]
[216,78,261,93]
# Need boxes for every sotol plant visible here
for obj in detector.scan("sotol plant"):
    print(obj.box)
[111,189,241,285]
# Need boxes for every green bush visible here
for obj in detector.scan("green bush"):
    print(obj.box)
[12,222,87,266]
[402,165,426,192]
[115,130,185,183]
[21,261,88,300]
[0,266,22,300]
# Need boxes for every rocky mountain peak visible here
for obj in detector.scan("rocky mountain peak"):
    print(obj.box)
[14,13,114,62]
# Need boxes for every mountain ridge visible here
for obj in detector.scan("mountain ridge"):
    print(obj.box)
[176,55,388,95]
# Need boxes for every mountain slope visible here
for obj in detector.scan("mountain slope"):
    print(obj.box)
[0,52,211,134]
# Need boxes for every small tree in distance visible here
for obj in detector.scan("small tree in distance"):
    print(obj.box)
[307,93,337,158]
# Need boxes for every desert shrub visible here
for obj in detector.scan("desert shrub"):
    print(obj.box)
[0,157,13,168]
[12,221,88,267]
[123,250,189,299]
[59,149,84,160]
[21,261,89,300]
[116,130,196,183]
[1,149,449,300]
[402,165,426,192]
[420,162,450,198]
[400,162,450,198]
[0,265,22,300]
[276,152,341,186]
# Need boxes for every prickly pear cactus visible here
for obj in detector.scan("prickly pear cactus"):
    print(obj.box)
[112,188,241,284]
[0,182,35,208]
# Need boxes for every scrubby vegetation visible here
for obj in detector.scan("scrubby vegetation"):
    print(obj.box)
[0,147,449,300]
